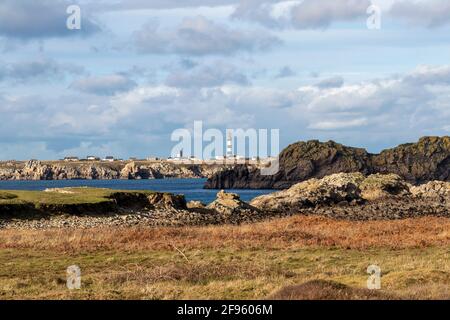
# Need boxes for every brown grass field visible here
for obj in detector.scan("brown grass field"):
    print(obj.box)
[0,215,449,300]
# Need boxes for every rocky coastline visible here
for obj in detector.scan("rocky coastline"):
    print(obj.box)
[0,160,233,181]
[1,173,448,230]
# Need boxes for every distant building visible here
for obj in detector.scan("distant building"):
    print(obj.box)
[64,156,79,162]
[146,157,160,161]
[129,157,138,161]
[86,156,100,161]
[103,156,115,162]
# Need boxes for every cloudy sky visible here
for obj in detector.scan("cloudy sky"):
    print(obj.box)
[1,0,449,160]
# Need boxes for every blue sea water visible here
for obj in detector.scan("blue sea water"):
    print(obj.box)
[0,179,273,204]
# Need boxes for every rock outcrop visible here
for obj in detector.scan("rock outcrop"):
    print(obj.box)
[373,136,450,183]
[207,190,260,216]
[250,173,449,220]
[147,193,187,210]
[410,181,450,203]
[359,174,411,201]
[205,136,450,189]
[250,173,365,212]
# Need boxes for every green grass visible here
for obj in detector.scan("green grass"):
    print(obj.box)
[0,192,18,200]
[0,188,165,217]
[0,247,448,300]
[0,188,157,206]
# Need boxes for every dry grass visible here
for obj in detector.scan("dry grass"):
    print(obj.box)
[0,215,449,252]
[0,215,449,300]
[268,280,395,300]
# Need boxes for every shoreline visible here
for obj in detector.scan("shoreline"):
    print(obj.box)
[1,173,448,230]
[0,159,244,181]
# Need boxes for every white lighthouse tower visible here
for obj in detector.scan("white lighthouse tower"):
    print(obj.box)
[226,132,233,158]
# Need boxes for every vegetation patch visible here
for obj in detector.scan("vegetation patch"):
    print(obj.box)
[0,246,448,300]
[0,192,17,200]
[0,188,174,217]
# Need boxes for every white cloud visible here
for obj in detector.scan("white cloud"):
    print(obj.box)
[0,58,83,82]
[315,76,344,89]
[290,0,371,29]
[308,118,368,130]
[0,0,100,39]
[133,16,281,56]
[71,74,137,95]
[232,0,450,30]
[389,0,450,28]
[166,61,249,88]
[1,64,449,159]
[232,0,371,29]
[275,66,296,78]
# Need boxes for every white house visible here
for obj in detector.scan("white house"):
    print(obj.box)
[103,156,115,162]
[64,156,79,162]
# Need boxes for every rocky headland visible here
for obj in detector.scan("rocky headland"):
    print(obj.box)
[205,136,450,189]
[0,160,232,181]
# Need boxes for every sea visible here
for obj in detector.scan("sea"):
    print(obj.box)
[0,179,273,204]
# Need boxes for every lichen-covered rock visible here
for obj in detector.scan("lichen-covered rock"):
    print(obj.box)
[360,174,410,201]
[147,193,187,210]
[207,190,260,216]
[251,173,416,213]
[250,173,365,212]
[411,181,450,203]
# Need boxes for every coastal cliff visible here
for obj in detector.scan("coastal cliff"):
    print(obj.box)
[205,136,450,189]
[0,160,229,181]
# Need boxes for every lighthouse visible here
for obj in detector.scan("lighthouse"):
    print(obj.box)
[226,132,233,158]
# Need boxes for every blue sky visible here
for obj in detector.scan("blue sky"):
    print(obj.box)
[0,0,450,160]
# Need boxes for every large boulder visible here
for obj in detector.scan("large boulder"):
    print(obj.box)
[250,173,413,213]
[360,174,410,201]
[250,173,365,212]
[147,193,187,210]
[207,190,260,216]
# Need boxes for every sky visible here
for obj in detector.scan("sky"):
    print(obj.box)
[0,0,450,160]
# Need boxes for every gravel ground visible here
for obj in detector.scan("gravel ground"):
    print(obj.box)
[0,198,448,230]
[0,208,285,230]
[297,198,449,221]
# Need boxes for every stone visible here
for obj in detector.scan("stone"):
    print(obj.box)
[187,201,206,209]
[250,173,441,215]
[147,193,187,210]
[251,173,364,212]
[207,190,260,216]
[359,174,410,201]
[411,181,450,203]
